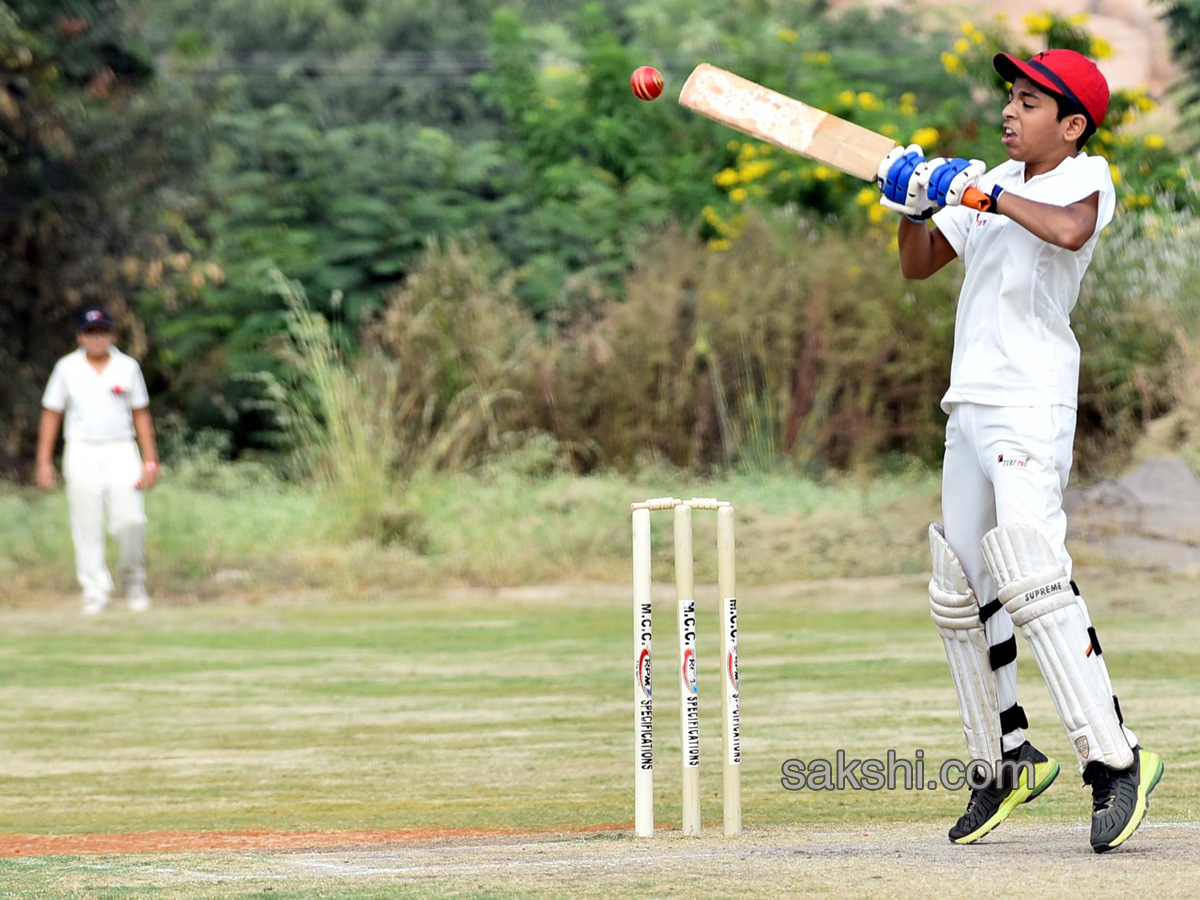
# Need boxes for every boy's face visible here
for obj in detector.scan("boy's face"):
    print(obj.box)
[1001,76,1087,162]
[78,327,115,357]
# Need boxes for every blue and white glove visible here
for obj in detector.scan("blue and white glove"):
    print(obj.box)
[877,144,936,220]
[919,157,987,207]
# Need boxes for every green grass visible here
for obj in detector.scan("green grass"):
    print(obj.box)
[0,571,1195,835]
[0,569,1196,897]
[0,466,942,600]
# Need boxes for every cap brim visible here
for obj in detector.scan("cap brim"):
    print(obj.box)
[993,52,1049,93]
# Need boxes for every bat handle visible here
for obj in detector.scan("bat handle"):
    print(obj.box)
[962,186,993,212]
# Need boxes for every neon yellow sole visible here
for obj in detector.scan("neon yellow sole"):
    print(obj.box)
[1097,749,1164,853]
[952,758,1061,845]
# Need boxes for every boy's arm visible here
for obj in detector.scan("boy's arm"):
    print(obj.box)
[35,409,63,490]
[898,220,958,280]
[132,407,159,490]
[993,191,1099,252]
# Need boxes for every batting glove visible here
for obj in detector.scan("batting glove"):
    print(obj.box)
[877,144,936,220]
[920,157,987,207]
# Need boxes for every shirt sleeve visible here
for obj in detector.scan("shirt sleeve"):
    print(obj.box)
[1045,154,1116,237]
[931,205,973,258]
[128,361,150,410]
[41,359,68,412]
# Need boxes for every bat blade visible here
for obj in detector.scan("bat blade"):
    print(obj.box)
[678,63,895,182]
[677,63,994,212]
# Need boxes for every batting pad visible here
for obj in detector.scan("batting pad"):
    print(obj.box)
[929,524,1003,767]
[981,525,1135,770]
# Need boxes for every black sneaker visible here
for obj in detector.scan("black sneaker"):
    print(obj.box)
[1084,746,1164,853]
[949,741,1061,844]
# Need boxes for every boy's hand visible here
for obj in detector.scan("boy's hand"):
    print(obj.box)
[921,157,986,207]
[878,144,937,219]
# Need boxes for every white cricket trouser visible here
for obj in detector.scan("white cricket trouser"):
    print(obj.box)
[63,440,146,604]
[941,403,1076,753]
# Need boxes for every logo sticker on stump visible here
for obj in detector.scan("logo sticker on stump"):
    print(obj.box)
[682,648,697,695]
[637,648,652,698]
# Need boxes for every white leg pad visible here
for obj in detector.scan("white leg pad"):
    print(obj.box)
[929,524,1003,767]
[982,524,1135,770]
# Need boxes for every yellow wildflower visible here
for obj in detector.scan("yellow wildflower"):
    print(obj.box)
[880,123,898,136]
[954,38,970,56]
[739,160,773,182]
[960,21,974,35]
[856,187,877,207]
[1138,194,1152,207]
[837,89,856,106]
[970,29,985,45]
[708,238,732,252]
[739,143,758,159]
[1109,164,1122,185]
[778,28,799,43]
[813,165,836,180]
[1023,13,1052,34]
[1068,13,1089,26]
[1136,94,1156,112]
[858,91,883,111]
[868,204,886,224]
[1090,37,1113,61]
[1144,134,1165,150]
[910,127,939,148]
[701,205,720,225]
[714,168,739,187]
[778,170,792,182]
[803,51,831,65]
[941,53,964,75]
[729,187,748,203]
[727,139,740,152]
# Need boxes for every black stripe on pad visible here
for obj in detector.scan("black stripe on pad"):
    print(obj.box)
[1000,704,1029,733]
[990,635,1018,670]
[979,598,1003,624]
[1087,626,1103,656]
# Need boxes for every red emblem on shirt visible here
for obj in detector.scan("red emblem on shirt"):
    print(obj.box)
[111,385,124,395]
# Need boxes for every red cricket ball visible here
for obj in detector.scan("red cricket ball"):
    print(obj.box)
[630,66,664,101]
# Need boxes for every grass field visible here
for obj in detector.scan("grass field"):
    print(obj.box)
[1,562,1197,898]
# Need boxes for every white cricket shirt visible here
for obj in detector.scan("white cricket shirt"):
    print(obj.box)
[42,346,150,443]
[932,152,1115,411]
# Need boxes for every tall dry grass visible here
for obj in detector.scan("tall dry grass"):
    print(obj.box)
[532,214,962,471]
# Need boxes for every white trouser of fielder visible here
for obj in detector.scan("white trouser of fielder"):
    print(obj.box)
[941,403,1136,769]
[63,440,147,607]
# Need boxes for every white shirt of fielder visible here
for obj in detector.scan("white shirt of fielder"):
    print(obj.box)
[932,152,1116,412]
[41,345,152,612]
[42,346,151,442]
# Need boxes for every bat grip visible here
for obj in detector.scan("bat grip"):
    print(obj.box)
[962,186,993,212]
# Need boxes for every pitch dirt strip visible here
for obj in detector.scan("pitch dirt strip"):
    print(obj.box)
[262,822,1200,897]
[0,824,630,858]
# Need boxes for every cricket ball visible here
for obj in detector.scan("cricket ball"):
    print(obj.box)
[630,66,664,101]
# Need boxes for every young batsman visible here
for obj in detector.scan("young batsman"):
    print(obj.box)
[877,49,1163,852]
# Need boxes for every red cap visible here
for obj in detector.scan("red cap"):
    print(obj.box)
[993,49,1109,130]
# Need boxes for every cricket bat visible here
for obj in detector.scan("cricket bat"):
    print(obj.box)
[678,63,993,212]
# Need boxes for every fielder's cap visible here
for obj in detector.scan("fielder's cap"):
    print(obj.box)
[78,307,115,332]
[993,48,1110,130]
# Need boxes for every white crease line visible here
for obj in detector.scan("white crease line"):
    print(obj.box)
[284,850,740,878]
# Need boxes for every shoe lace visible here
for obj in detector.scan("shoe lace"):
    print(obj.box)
[1083,764,1118,813]
[963,780,1006,815]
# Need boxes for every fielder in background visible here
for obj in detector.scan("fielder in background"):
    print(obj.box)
[36,308,160,614]
[878,49,1163,853]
